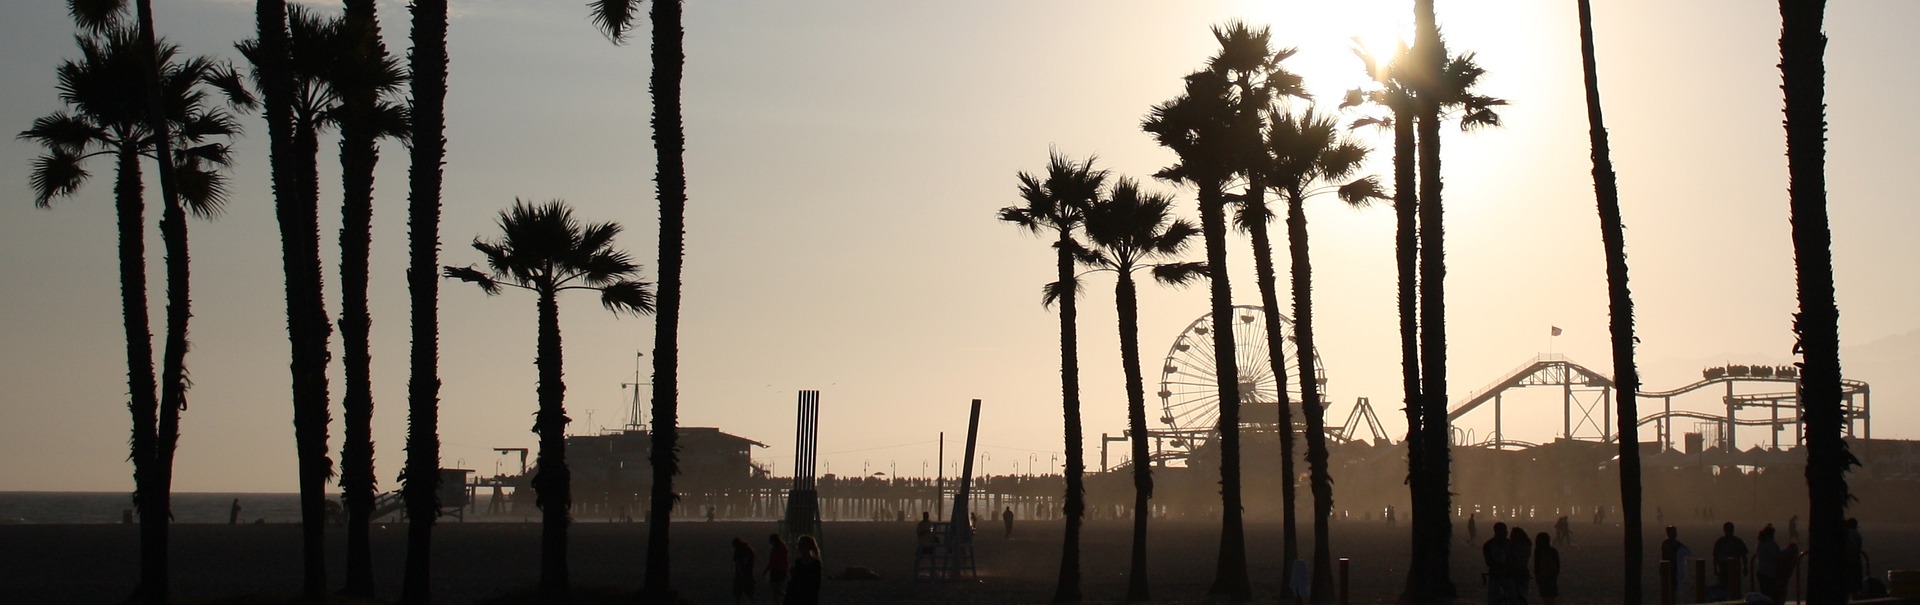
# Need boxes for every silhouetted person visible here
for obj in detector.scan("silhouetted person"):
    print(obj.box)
[1509,526,1533,605]
[229,498,242,525]
[1533,532,1560,605]
[1845,517,1864,595]
[1387,504,1397,526]
[1788,515,1800,542]
[1468,513,1479,544]
[765,534,790,601]
[732,537,756,604]
[1660,525,1690,601]
[1483,521,1510,605]
[784,535,821,605]
[916,512,935,551]
[1712,522,1749,598]
[707,506,717,522]
[1002,506,1014,539]
[1554,515,1572,547]
[1755,525,1785,605]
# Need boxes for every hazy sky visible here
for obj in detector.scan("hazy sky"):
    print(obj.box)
[2,0,1915,492]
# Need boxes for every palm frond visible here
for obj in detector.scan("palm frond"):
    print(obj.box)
[1040,277,1083,310]
[1151,219,1200,256]
[66,0,126,33]
[1151,262,1210,288]
[1059,238,1109,270]
[19,112,106,154]
[27,150,91,207]
[599,280,656,316]
[1336,176,1387,208]
[204,63,257,111]
[587,0,643,44]
[171,159,230,218]
[443,265,502,295]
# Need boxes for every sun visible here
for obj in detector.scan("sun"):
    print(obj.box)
[1229,0,1413,99]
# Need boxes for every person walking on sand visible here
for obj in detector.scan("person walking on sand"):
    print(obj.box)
[229,498,242,525]
[783,535,822,605]
[764,533,790,601]
[732,538,757,604]
[1002,506,1014,539]
[916,511,936,552]
[1533,532,1560,605]
[1508,526,1533,605]
[1468,513,1478,544]
[1660,525,1690,601]
[1483,522,1510,605]
[1711,522,1749,598]
[1755,525,1785,605]
[1553,515,1572,547]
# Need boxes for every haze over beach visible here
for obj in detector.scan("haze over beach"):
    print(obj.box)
[1,0,1913,495]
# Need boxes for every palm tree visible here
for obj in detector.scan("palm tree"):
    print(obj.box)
[1408,5,1505,595]
[329,1,407,594]
[1263,108,1385,601]
[1778,2,1852,603]
[1081,178,1205,602]
[19,25,236,603]
[1572,2,1646,602]
[999,151,1106,603]
[1206,24,1312,581]
[583,1,688,596]
[399,0,449,601]
[1144,66,1255,600]
[1342,40,1429,601]
[226,2,336,593]
[445,200,656,604]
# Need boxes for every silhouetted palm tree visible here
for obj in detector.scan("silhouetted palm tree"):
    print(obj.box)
[399,0,449,600]
[1778,2,1853,603]
[446,200,656,604]
[1144,64,1256,601]
[326,1,407,594]
[583,2,688,596]
[1207,24,1311,582]
[1342,40,1429,600]
[1081,177,1205,602]
[226,2,335,593]
[999,151,1106,603]
[19,24,235,603]
[1408,5,1505,595]
[1572,2,1645,602]
[1262,108,1384,601]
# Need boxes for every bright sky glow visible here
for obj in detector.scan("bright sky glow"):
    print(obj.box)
[0,0,1916,492]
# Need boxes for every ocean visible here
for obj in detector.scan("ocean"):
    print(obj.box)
[0,492,310,524]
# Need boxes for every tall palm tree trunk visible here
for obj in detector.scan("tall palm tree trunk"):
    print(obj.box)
[1199,184,1251,601]
[1052,238,1086,604]
[400,0,448,602]
[129,1,188,600]
[1779,2,1853,603]
[641,0,687,598]
[1391,104,1427,604]
[1286,195,1336,601]
[1412,1,1455,598]
[254,0,331,596]
[534,289,572,602]
[114,143,165,604]
[1575,2,1644,602]
[338,0,385,595]
[1245,186,1300,579]
[1116,272,1153,602]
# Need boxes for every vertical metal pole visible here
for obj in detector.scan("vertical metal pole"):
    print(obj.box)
[1665,396,1673,451]
[1338,557,1350,605]
[1562,376,1571,441]
[1725,381,1737,452]
[1603,386,1613,444]
[950,399,982,530]
[1494,393,1503,445]
[937,432,944,520]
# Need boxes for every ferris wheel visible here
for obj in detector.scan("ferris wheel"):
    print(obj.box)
[1155,305,1324,450]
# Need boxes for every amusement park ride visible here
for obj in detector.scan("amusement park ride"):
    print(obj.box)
[1107,305,1874,469]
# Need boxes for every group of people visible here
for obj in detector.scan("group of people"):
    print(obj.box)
[1481,522,1562,605]
[731,533,822,605]
[1662,518,1870,604]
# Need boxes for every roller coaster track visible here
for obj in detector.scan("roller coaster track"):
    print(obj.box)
[1446,354,1613,422]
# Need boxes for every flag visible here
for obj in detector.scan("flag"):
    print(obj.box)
[1551,326,1563,337]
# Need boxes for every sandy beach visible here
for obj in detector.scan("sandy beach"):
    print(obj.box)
[5,516,1915,604]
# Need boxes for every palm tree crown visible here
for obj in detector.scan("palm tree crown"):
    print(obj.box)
[447,199,655,313]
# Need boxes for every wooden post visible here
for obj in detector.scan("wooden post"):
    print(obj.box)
[1694,558,1707,602]
[1660,560,1675,605]
[1338,557,1350,605]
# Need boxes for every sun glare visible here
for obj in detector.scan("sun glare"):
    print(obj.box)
[1232,0,1412,98]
